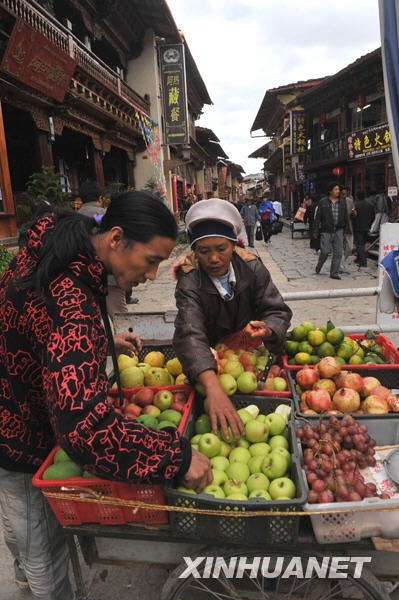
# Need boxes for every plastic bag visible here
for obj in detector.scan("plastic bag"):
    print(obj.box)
[217,324,263,352]
[255,225,262,240]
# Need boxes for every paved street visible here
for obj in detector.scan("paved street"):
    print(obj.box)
[0,223,396,600]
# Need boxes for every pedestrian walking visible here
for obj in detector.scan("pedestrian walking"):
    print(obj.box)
[370,188,390,234]
[314,182,350,279]
[259,193,275,244]
[304,195,320,252]
[240,196,259,247]
[341,186,355,264]
[352,189,375,267]
[272,199,283,221]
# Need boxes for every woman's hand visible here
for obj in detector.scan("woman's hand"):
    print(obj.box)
[199,371,245,441]
[181,448,213,492]
[113,332,142,356]
[245,321,272,341]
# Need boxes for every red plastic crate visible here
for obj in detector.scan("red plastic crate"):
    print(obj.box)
[32,446,168,526]
[282,334,399,370]
[251,370,292,397]
[108,385,193,434]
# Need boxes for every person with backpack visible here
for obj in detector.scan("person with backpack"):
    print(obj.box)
[259,193,275,244]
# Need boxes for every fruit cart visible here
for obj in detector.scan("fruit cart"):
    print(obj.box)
[33,312,399,599]
[290,219,310,239]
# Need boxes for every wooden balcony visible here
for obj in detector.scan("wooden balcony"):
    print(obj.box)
[305,135,347,168]
[0,0,150,114]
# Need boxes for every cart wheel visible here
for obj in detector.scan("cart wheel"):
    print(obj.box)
[161,547,389,600]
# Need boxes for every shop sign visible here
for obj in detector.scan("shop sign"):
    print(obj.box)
[347,123,391,161]
[283,141,291,171]
[295,163,306,182]
[388,186,398,198]
[290,111,306,154]
[159,44,189,145]
[204,167,212,192]
[0,18,76,102]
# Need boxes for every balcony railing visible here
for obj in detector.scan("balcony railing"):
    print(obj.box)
[0,0,150,113]
[306,135,347,166]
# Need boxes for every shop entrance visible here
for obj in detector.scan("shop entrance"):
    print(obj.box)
[365,160,386,193]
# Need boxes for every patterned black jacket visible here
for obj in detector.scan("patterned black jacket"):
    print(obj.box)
[0,214,191,481]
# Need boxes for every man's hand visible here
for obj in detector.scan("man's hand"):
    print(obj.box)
[113,332,142,356]
[181,448,213,492]
[245,321,272,340]
[198,370,246,441]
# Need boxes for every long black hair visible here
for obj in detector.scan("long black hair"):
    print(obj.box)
[16,190,177,296]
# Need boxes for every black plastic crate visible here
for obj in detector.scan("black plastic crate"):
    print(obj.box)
[164,395,307,545]
[138,343,175,363]
[288,367,399,419]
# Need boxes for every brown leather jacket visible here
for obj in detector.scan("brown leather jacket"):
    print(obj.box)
[173,247,292,381]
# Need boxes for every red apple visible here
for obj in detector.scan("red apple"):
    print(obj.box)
[332,388,360,413]
[361,376,381,398]
[269,365,281,377]
[342,373,363,393]
[362,395,389,414]
[245,365,257,373]
[171,400,186,414]
[143,405,161,418]
[134,388,154,407]
[306,389,331,412]
[124,403,141,418]
[318,356,341,379]
[264,378,275,391]
[296,368,319,390]
[173,392,187,403]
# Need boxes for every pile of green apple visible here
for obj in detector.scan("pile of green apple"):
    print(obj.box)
[178,404,296,502]
[195,343,289,396]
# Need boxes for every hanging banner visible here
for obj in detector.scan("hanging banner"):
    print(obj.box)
[290,111,306,154]
[135,110,169,206]
[159,44,189,145]
[283,141,291,171]
[1,17,76,102]
[218,166,227,198]
[204,167,212,192]
[347,123,392,160]
[295,163,306,182]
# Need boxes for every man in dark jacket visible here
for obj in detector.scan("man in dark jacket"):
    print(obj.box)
[240,196,260,247]
[173,199,292,440]
[353,189,375,267]
[313,182,350,279]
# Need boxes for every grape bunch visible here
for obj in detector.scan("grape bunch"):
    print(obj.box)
[296,414,390,504]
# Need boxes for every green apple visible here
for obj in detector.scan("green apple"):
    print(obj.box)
[249,490,272,500]
[235,437,250,449]
[271,447,291,468]
[237,408,253,425]
[249,442,271,457]
[248,455,264,474]
[236,372,258,394]
[177,486,197,494]
[219,441,231,458]
[223,360,244,380]
[245,420,269,443]
[226,493,247,501]
[195,414,211,435]
[211,469,228,487]
[226,462,250,482]
[120,366,144,387]
[221,426,236,444]
[229,447,251,464]
[256,356,269,369]
[199,433,221,458]
[142,405,161,419]
[191,444,199,451]
[261,453,288,480]
[153,390,173,411]
[256,414,267,423]
[224,349,239,360]
[218,374,237,396]
[272,377,287,391]
[210,456,229,471]
[269,477,296,500]
[158,409,182,427]
[246,472,270,494]
[269,435,289,451]
[191,434,202,445]
[224,479,248,497]
[265,414,286,436]
[202,484,225,498]
[282,426,289,440]
[195,381,206,396]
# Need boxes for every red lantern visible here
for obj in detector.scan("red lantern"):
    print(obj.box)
[332,167,343,176]
[358,93,366,110]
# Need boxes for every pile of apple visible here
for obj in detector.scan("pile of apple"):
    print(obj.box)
[178,403,297,502]
[106,387,188,430]
[196,343,289,396]
[295,356,399,415]
[297,415,391,504]
[115,351,189,388]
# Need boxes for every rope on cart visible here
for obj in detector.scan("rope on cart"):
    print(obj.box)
[42,489,399,518]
